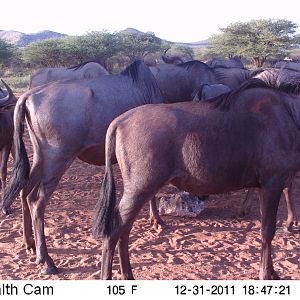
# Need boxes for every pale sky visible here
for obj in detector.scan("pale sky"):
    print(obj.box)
[1,0,300,43]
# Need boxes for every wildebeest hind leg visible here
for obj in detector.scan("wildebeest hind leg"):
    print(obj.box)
[259,186,282,280]
[28,154,76,275]
[101,193,151,279]
[20,161,43,255]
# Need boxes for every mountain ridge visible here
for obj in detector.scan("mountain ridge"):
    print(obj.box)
[0,28,208,47]
[0,30,67,47]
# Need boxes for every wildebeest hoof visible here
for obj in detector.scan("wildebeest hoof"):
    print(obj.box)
[259,270,280,280]
[41,265,59,275]
[2,207,12,215]
[25,245,36,255]
[151,220,169,232]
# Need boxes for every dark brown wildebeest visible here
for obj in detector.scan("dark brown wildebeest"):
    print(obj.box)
[212,66,263,89]
[93,77,300,280]
[196,76,298,231]
[0,61,165,275]
[150,60,218,102]
[0,80,16,195]
[193,83,231,101]
[161,48,185,64]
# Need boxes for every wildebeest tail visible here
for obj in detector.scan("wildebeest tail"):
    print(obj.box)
[1,95,30,213]
[92,124,118,238]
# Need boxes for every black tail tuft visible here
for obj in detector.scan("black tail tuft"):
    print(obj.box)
[1,97,30,212]
[92,168,118,238]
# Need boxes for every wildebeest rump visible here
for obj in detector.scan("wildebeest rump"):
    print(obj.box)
[93,77,300,280]
[0,61,164,275]
[29,61,109,88]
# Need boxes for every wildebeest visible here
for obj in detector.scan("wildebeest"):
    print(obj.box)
[29,61,109,88]
[150,61,218,102]
[0,80,15,195]
[93,77,300,280]
[0,61,165,275]
[274,60,300,72]
[161,48,185,64]
[213,67,262,89]
[238,68,299,231]
[255,68,299,85]
[193,83,231,101]
[206,56,244,69]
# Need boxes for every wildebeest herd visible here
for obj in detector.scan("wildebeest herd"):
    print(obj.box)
[0,56,300,280]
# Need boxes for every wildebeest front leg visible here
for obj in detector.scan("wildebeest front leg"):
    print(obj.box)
[283,185,297,231]
[238,188,255,217]
[149,197,166,230]
[259,187,282,280]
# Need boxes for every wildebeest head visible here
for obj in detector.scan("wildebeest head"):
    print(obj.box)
[0,80,17,112]
[193,83,231,101]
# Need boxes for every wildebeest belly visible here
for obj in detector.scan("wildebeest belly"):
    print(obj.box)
[78,144,117,166]
[170,129,259,195]
[171,168,259,196]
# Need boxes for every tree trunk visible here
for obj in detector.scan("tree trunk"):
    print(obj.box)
[252,56,265,68]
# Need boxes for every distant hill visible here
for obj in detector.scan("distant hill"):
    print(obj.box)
[120,27,145,35]
[0,28,207,48]
[0,30,67,47]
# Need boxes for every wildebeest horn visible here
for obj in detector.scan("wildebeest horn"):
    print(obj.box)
[0,79,16,106]
[164,48,170,55]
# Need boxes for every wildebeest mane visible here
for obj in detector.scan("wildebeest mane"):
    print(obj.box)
[212,73,300,111]
[121,60,163,103]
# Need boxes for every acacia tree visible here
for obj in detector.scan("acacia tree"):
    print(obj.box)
[22,31,120,69]
[64,32,120,68]
[22,38,68,67]
[207,19,298,67]
[117,31,164,62]
[0,38,14,65]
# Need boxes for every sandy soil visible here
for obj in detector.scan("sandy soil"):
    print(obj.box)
[0,132,299,280]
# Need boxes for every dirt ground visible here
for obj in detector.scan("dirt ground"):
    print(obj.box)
[0,131,299,280]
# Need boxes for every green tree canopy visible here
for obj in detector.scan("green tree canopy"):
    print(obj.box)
[22,31,120,69]
[0,38,15,65]
[22,38,68,67]
[117,31,164,62]
[207,19,298,67]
